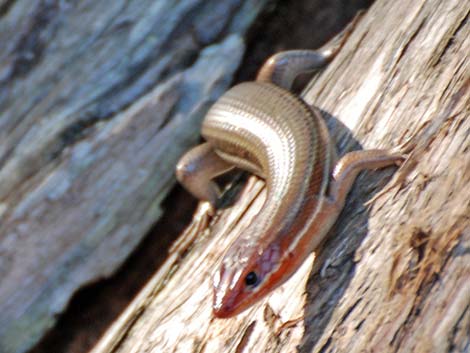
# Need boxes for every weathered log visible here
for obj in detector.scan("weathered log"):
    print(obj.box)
[90,0,470,352]
[0,1,271,352]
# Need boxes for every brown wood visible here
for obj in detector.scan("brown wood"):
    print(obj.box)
[90,0,469,352]
[0,1,271,352]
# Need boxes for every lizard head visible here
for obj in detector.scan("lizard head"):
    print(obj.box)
[212,240,286,318]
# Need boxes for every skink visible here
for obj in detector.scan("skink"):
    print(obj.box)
[176,21,404,318]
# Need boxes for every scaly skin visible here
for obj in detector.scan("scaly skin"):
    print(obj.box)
[176,14,404,318]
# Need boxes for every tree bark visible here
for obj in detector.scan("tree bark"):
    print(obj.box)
[91,0,470,352]
[0,1,270,352]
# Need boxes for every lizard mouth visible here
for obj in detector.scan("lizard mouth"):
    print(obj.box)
[212,288,238,318]
[212,285,250,318]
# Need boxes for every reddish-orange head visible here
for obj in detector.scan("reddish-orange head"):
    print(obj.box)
[212,239,299,318]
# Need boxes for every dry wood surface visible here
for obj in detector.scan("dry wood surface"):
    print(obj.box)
[0,1,270,352]
[91,0,470,352]
[1,0,469,352]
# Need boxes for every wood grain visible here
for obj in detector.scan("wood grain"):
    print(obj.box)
[0,1,269,352]
[91,0,469,352]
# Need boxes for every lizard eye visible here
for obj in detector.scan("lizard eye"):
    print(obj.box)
[244,271,259,287]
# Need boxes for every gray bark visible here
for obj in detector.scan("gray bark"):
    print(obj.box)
[0,1,270,352]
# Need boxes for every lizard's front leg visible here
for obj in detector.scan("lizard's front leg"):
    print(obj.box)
[176,142,234,209]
